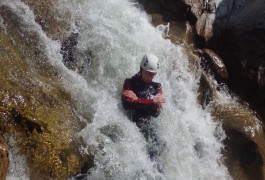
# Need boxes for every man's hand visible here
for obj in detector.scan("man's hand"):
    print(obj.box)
[122,90,138,100]
[153,94,166,108]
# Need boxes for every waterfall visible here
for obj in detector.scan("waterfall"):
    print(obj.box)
[58,0,230,179]
[1,0,231,179]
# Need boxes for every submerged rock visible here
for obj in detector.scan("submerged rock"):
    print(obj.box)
[100,124,124,143]
[60,33,92,75]
[61,33,79,70]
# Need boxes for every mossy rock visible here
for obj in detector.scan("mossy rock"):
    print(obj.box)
[0,26,93,179]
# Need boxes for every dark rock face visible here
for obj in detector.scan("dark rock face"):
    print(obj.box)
[208,0,265,121]
[61,33,79,70]
[60,33,92,75]
[138,0,198,23]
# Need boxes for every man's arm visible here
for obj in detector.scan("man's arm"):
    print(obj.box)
[122,80,165,118]
[122,79,155,110]
[145,86,164,117]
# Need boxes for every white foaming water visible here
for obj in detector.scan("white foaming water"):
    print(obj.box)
[58,0,230,179]
[6,136,29,180]
[0,0,231,179]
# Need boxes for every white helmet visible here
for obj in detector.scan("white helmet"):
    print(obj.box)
[140,54,159,73]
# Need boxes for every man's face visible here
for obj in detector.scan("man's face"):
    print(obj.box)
[141,69,157,83]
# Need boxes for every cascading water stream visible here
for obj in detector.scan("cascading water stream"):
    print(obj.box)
[1,0,231,179]
[57,0,230,179]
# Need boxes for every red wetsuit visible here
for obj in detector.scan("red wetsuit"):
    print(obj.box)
[122,72,163,126]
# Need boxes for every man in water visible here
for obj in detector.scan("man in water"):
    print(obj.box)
[121,54,166,158]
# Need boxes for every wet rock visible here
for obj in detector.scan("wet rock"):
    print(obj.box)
[204,1,216,14]
[194,140,208,159]
[100,124,124,143]
[139,0,216,42]
[140,0,202,20]
[224,129,263,180]
[184,21,195,45]
[207,0,265,122]
[0,5,58,77]
[188,42,265,179]
[138,0,161,13]
[0,23,93,179]
[197,71,215,108]
[60,33,92,75]
[194,0,217,41]
[184,48,216,108]
[258,63,265,97]
[21,0,71,40]
[11,108,42,133]
[195,48,228,83]
[212,103,265,180]
[0,134,9,180]
[61,33,79,70]
[195,12,215,42]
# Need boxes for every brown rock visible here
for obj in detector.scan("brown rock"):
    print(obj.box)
[197,71,215,108]
[184,21,195,44]
[0,15,93,179]
[212,103,265,180]
[186,0,203,18]
[201,49,228,82]
[0,134,9,180]
[21,0,71,41]
[193,48,228,83]
[195,12,215,42]
[139,0,214,42]
[183,48,216,107]
[207,0,265,122]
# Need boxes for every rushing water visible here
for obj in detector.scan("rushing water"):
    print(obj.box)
[2,0,231,179]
